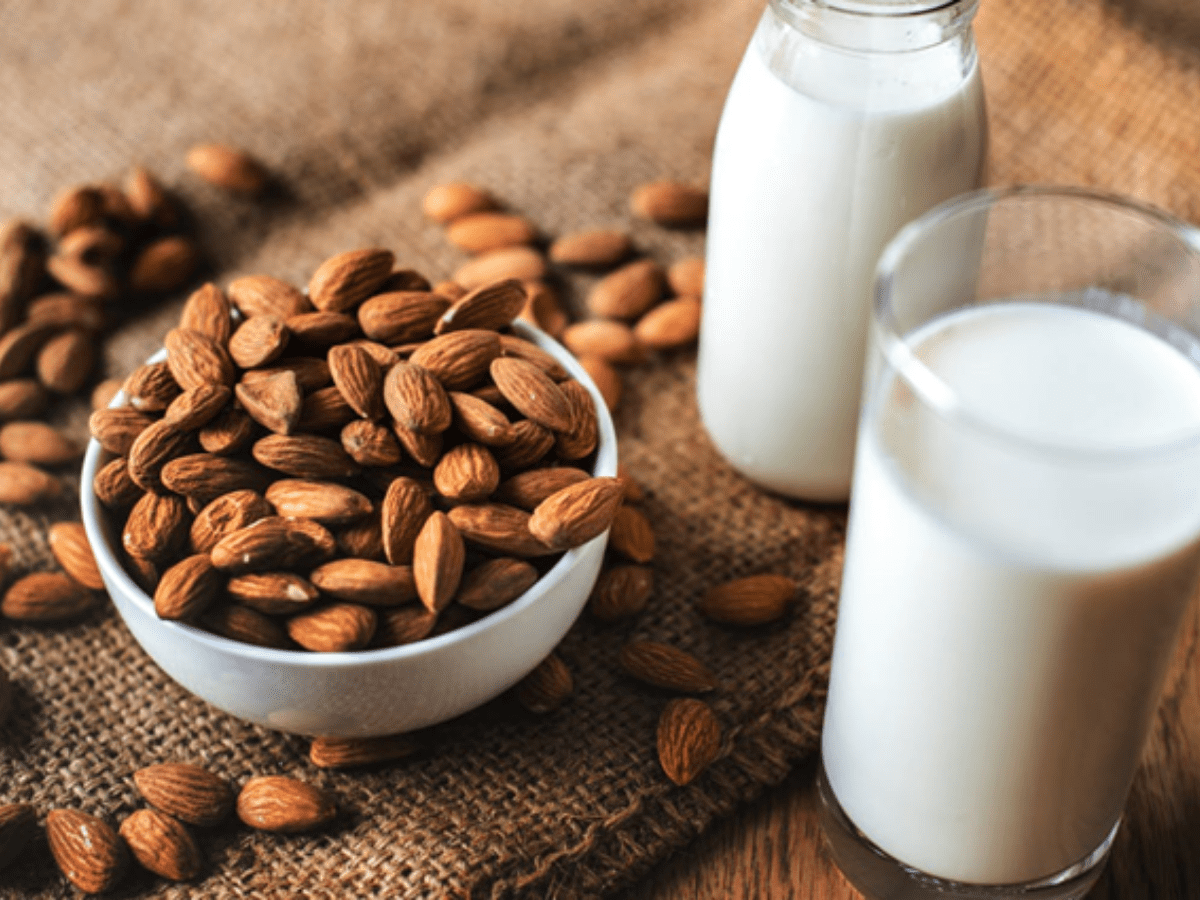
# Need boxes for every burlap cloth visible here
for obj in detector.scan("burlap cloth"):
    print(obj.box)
[0,0,1197,896]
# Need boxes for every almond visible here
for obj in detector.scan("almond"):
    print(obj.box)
[433,443,500,502]
[91,379,122,412]
[160,453,272,504]
[357,291,450,344]
[226,572,319,616]
[265,479,372,525]
[177,283,231,348]
[119,808,202,881]
[164,327,236,391]
[58,224,123,265]
[125,167,177,227]
[228,314,290,369]
[498,333,570,381]
[298,385,358,433]
[127,418,194,491]
[210,517,336,574]
[154,554,222,621]
[446,503,554,557]
[435,278,525,334]
[2,573,94,623]
[620,640,716,693]
[0,460,62,505]
[393,423,443,467]
[408,329,501,391]
[337,511,386,562]
[189,489,275,555]
[587,259,664,320]
[328,343,384,420]
[133,762,234,827]
[589,564,654,622]
[252,434,359,479]
[0,321,57,379]
[528,477,624,551]
[374,605,439,647]
[48,251,118,298]
[634,296,701,349]
[562,320,645,365]
[343,339,399,369]
[186,143,269,195]
[26,293,106,331]
[310,559,417,607]
[199,408,257,455]
[204,603,292,649]
[0,803,36,872]
[516,280,568,338]
[548,228,632,268]
[310,734,419,769]
[164,383,232,430]
[129,236,199,293]
[124,362,181,413]
[453,246,547,290]
[123,492,190,562]
[381,476,433,565]
[227,274,311,319]
[448,391,514,447]
[0,420,81,466]
[125,554,160,593]
[48,522,104,591]
[667,256,705,296]
[554,379,599,460]
[0,220,46,320]
[631,181,709,226]
[495,467,590,510]
[36,328,95,394]
[456,557,538,611]
[340,419,403,466]
[514,652,572,714]
[308,248,395,313]
[46,809,128,894]
[236,369,303,435]
[577,355,622,411]
[446,212,537,254]
[383,360,452,434]
[89,407,156,454]
[287,310,361,349]
[434,280,468,300]
[422,183,496,223]
[490,357,574,432]
[609,505,656,563]
[48,185,105,236]
[657,698,721,786]
[92,457,140,509]
[413,511,464,614]
[697,574,797,626]
[236,776,336,832]
[617,463,645,502]
[492,419,555,470]
[0,379,49,421]
[287,602,376,652]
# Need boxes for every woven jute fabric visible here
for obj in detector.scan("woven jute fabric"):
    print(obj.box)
[0,0,1197,896]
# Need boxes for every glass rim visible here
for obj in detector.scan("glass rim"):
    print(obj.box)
[873,184,1200,463]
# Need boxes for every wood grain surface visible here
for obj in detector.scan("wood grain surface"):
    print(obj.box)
[626,593,1200,899]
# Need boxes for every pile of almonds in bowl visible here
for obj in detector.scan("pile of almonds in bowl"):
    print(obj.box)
[81,248,620,736]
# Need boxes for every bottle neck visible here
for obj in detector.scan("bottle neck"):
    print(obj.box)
[769,0,979,52]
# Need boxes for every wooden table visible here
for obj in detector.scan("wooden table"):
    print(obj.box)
[625,597,1200,899]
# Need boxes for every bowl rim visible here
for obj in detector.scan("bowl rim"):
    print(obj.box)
[80,319,618,670]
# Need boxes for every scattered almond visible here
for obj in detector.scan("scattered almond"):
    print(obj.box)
[119,808,202,882]
[587,259,664,320]
[236,776,336,833]
[287,602,376,652]
[48,522,105,590]
[310,734,420,769]
[667,256,705,296]
[0,420,81,466]
[549,228,633,268]
[609,505,656,563]
[697,574,797,626]
[2,572,94,622]
[634,296,701,350]
[46,809,128,894]
[528,477,624,551]
[453,246,547,290]
[589,565,654,622]
[422,183,496,224]
[562,320,644,365]
[186,143,270,195]
[631,181,709,227]
[514,652,573,713]
[0,460,62,505]
[657,698,721,785]
[446,212,537,254]
[133,762,235,827]
[620,640,716,693]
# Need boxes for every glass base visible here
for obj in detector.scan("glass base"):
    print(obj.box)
[816,763,1117,900]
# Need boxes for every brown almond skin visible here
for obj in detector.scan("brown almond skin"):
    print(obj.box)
[453,246,548,290]
[127,419,194,491]
[448,391,514,447]
[226,572,319,615]
[287,310,361,348]
[446,212,537,254]
[125,167,177,227]
[46,809,128,894]
[123,491,191,562]
[228,314,290,369]
[308,248,395,313]
[589,565,654,622]
[227,274,311,319]
[199,408,257,456]
[287,602,376,652]
[163,383,232,430]
[129,236,199,294]
[357,291,450,344]
[154,554,222,621]
[2,572,94,622]
[210,517,336,574]
[697,574,798,626]
[0,379,49,421]
[89,407,156,455]
[252,434,360,480]
[658,698,721,786]
[119,808,202,881]
[514,652,573,714]
[180,282,233,344]
[341,419,403,467]
[609,505,656,563]
[160,453,272,505]
[190,490,275,555]
[434,278,526,334]
[631,181,709,226]
[48,522,104,590]
[528,477,625,551]
[578,355,622,411]
[548,228,633,268]
[204,604,293,649]
[433,443,500,503]
[310,559,417,607]
[408,329,501,391]
[667,256,704,296]
[383,360,453,434]
[0,420,81,466]
[422,182,496,223]
[492,420,555,471]
[235,369,303,436]
[37,328,95,394]
[517,280,569,338]
[92,458,140,509]
[456,558,538,612]
[620,640,717,693]
[373,606,438,647]
[446,503,555,558]
[237,776,336,833]
[310,734,419,769]
[186,143,270,195]
[634,295,701,350]
[381,477,433,565]
[0,803,37,872]
[489,357,574,433]
[265,479,372,526]
[554,379,599,461]
[328,343,384,420]
[412,511,464,614]
[495,467,590,511]
[134,762,235,827]
[562,320,645,365]
[298,385,358,433]
[0,460,62,506]
[123,362,181,413]
[164,327,236,391]
[586,258,665,320]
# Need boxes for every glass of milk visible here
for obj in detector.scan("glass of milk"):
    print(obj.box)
[819,187,1200,899]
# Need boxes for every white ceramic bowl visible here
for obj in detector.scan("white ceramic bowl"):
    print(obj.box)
[80,322,617,738]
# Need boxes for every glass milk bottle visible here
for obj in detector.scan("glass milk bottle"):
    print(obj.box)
[697,0,987,501]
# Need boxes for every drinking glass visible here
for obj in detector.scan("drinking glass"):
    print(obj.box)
[818,187,1200,900]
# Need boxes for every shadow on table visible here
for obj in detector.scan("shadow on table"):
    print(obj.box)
[1105,0,1200,53]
